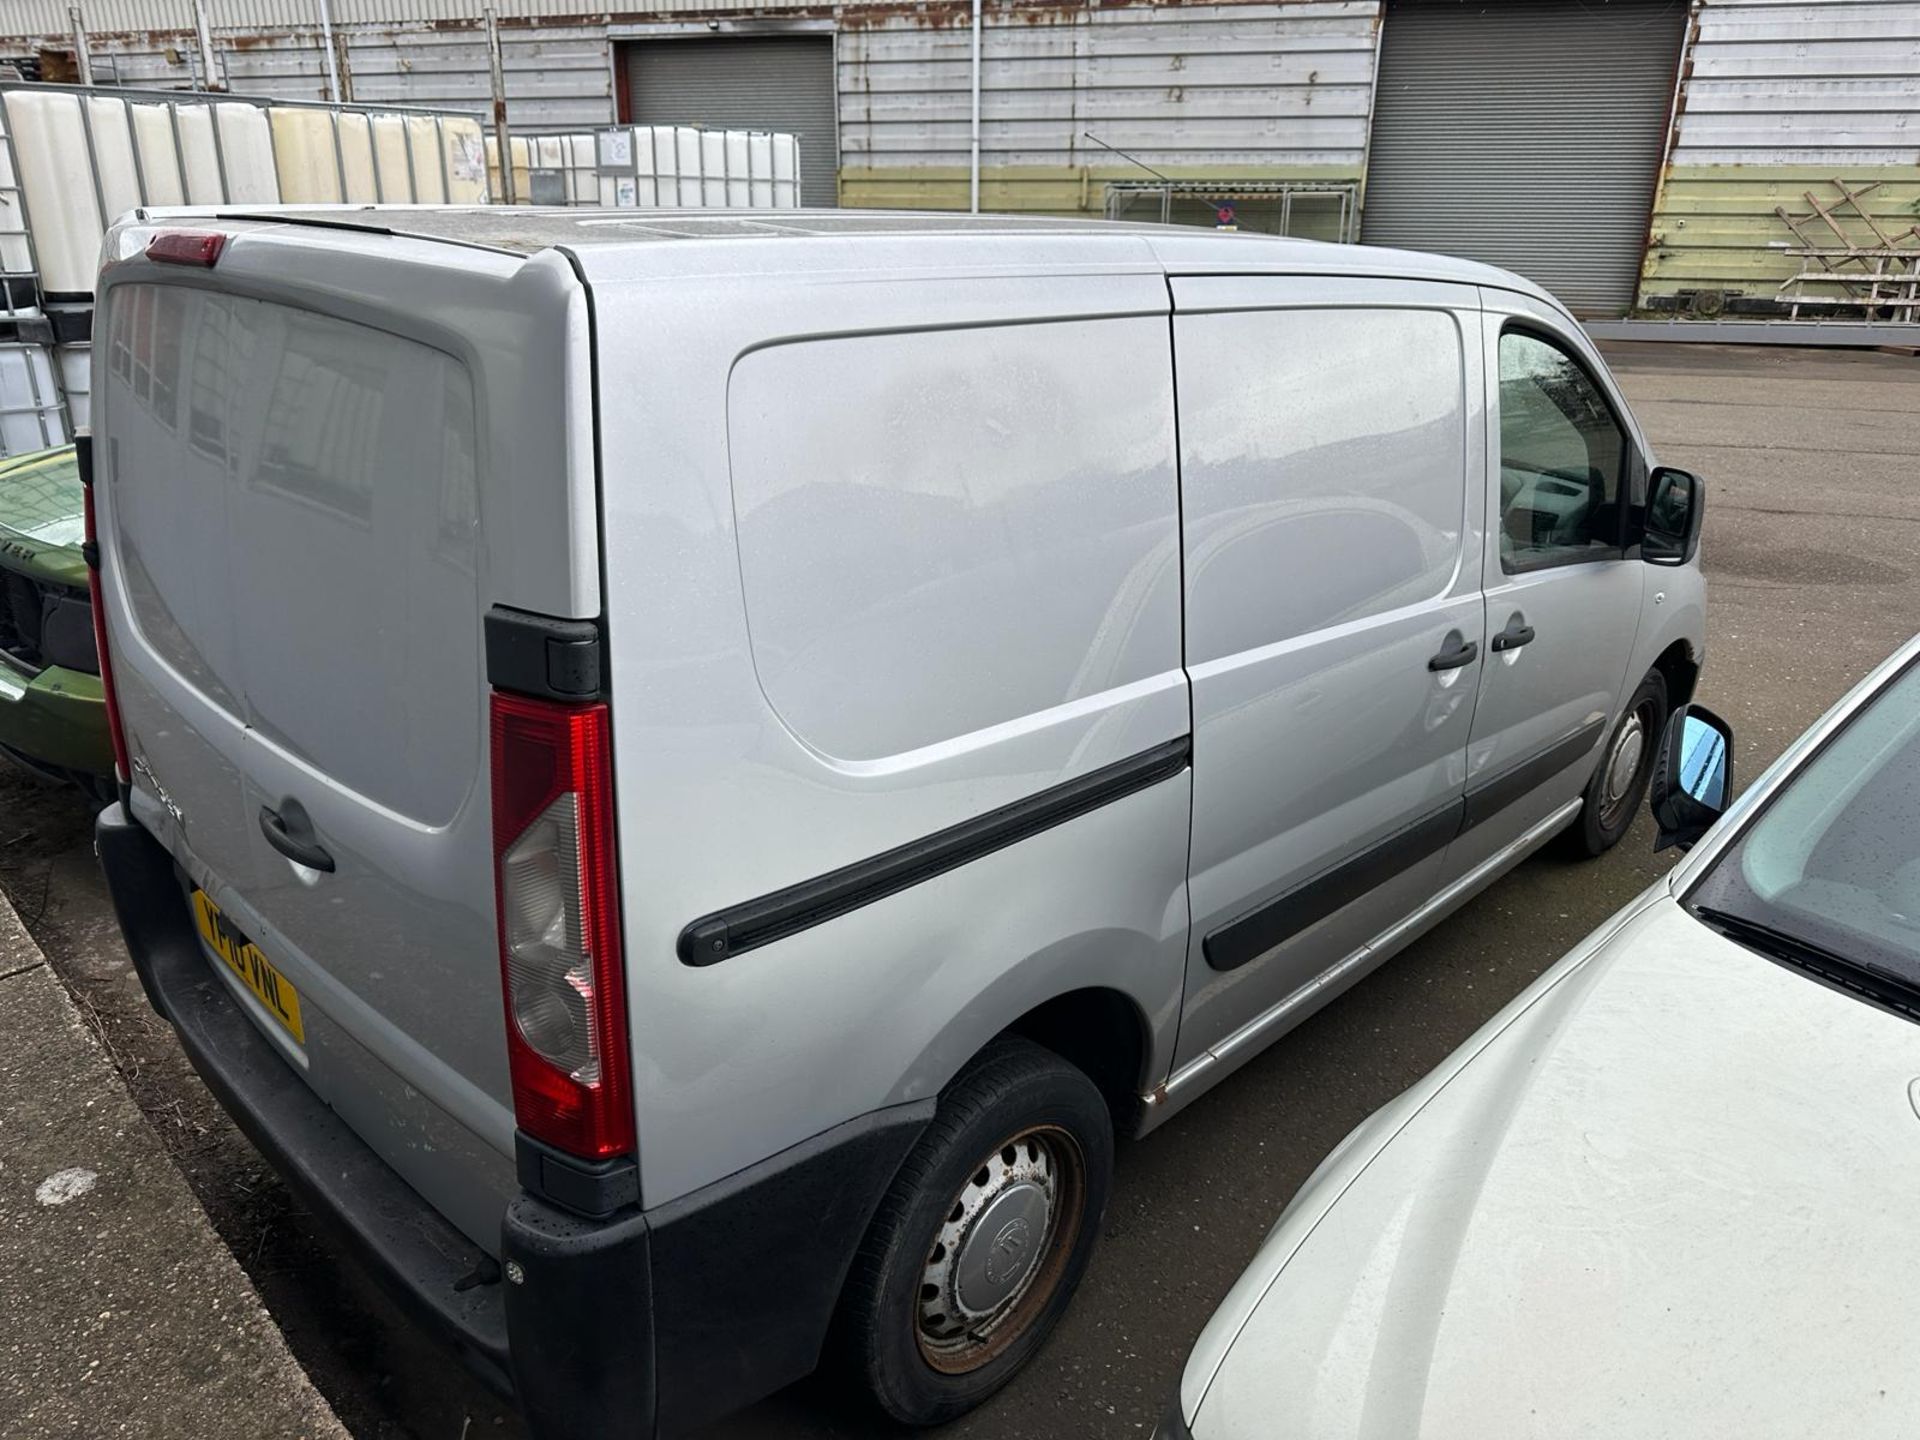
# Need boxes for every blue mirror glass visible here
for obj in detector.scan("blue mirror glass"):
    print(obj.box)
[1678,714,1729,809]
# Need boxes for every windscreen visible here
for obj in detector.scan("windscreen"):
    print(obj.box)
[1688,659,1920,990]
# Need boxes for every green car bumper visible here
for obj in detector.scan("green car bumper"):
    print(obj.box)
[0,658,111,779]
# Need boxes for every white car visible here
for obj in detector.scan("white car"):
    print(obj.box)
[1167,633,1920,1439]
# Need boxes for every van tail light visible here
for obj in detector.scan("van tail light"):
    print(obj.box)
[78,439,130,785]
[490,691,633,1160]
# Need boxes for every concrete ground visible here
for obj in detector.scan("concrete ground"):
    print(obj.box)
[0,895,346,1439]
[0,340,1914,1439]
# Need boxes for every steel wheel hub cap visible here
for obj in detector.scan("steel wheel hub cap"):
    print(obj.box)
[1606,713,1647,807]
[919,1131,1061,1362]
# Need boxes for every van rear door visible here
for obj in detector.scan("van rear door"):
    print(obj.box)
[95,219,599,1250]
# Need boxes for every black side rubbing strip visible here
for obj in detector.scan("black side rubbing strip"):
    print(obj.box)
[1201,718,1610,975]
[1203,799,1465,974]
[679,736,1192,966]
[1461,718,1606,833]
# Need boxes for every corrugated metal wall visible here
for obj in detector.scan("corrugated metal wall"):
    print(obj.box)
[839,0,1379,212]
[18,24,612,126]
[626,36,837,203]
[1362,0,1687,317]
[4,0,820,31]
[1639,0,1920,311]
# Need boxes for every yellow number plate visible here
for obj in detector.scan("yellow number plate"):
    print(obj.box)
[191,890,306,1046]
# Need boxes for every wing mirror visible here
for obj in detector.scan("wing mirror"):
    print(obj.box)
[1643,467,1704,566]
[1648,704,1733,852]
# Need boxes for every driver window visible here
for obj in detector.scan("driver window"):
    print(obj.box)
[1497,330,1627,572]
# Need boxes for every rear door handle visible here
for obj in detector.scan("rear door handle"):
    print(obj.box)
[1491,621,1537,653]
[1427,635,1479,671]
[259,802,335,873]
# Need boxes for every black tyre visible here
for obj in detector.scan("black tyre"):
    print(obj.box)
[1567,668,1668,857]
[835,1035,1113,1427]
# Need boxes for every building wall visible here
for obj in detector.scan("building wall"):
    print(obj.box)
[1638,0,1920,312]
[838,0,1378,214]
[10,0,1919,306]
[4,0,1378,214]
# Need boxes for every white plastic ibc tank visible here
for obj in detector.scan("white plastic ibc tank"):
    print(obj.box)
[3,91,101,294]
[54,341,89,433]
[369,115,412,201]
[0,344,68,457]
[485,134,535,206]
[444,118,487,203]
[746,133,773,208]
[674,128,705,208]
[173,103,223,204]
[130,103,187,207]
[406,116,447,203]
[0,103,29,277]
[336,111,377,202]
[213,103,280,204]
[270,106,343,204]
[772,134,799,208]
[565,134,595,203]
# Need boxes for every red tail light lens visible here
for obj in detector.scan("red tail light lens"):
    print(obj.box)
[145,231,225,268]
[490,691,633,1159]
[81,479,131,785]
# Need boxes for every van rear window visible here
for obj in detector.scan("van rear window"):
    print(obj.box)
[102,283,483,824]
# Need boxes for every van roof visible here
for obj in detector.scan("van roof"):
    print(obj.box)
[150,204,1562,309]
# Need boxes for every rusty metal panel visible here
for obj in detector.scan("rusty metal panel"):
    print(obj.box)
[2,0,821,35]
[7,23,611,125]
[839,0,1380,172]
[1670,0,1920,165]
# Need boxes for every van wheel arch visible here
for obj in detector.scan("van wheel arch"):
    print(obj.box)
[1651,638,1701,712]
[1002,986,1153,1135]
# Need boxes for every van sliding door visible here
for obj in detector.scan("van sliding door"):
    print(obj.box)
[1169,276,1487,1075]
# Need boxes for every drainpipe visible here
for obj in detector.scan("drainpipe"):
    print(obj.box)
[485,6,515,205]
[316,0,340,103]
[68,5,92,86]
[969,0,982,213]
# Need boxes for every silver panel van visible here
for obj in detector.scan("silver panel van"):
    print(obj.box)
[89,210,1705,1437]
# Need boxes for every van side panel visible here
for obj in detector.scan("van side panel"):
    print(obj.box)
[591,255,1191,1207]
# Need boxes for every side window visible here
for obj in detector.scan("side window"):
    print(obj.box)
[1498,330,1627,572]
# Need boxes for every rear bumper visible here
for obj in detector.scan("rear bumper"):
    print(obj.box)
[97,802,931,1437]
[0,658,110,777]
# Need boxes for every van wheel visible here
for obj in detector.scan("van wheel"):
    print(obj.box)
[1568,669,1667,858]
[836,1036,1112,1426]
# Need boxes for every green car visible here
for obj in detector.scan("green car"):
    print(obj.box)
[0,444,113,794]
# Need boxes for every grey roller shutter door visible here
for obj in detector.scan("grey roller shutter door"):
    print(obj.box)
[1361,0,1686,316]
[625,37,838,207]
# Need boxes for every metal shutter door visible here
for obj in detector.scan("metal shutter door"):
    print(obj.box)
[626,37,837,207]
[1361,0,1686,316]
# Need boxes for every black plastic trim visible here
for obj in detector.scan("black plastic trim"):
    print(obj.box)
[679,735,1193,965]
[1200,718,1611,974]
[1204,799,1465,973]
[73,430,94,489]
[100,801,938,1440]
[47,304,92,344]
[645,1100,933,1435]
[1461,718,1607,833]
[515,1130,638,1220]
[94,803,515,1395]
[484,604,603,701]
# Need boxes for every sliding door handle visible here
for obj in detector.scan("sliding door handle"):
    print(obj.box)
[1491,621,1537,653]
